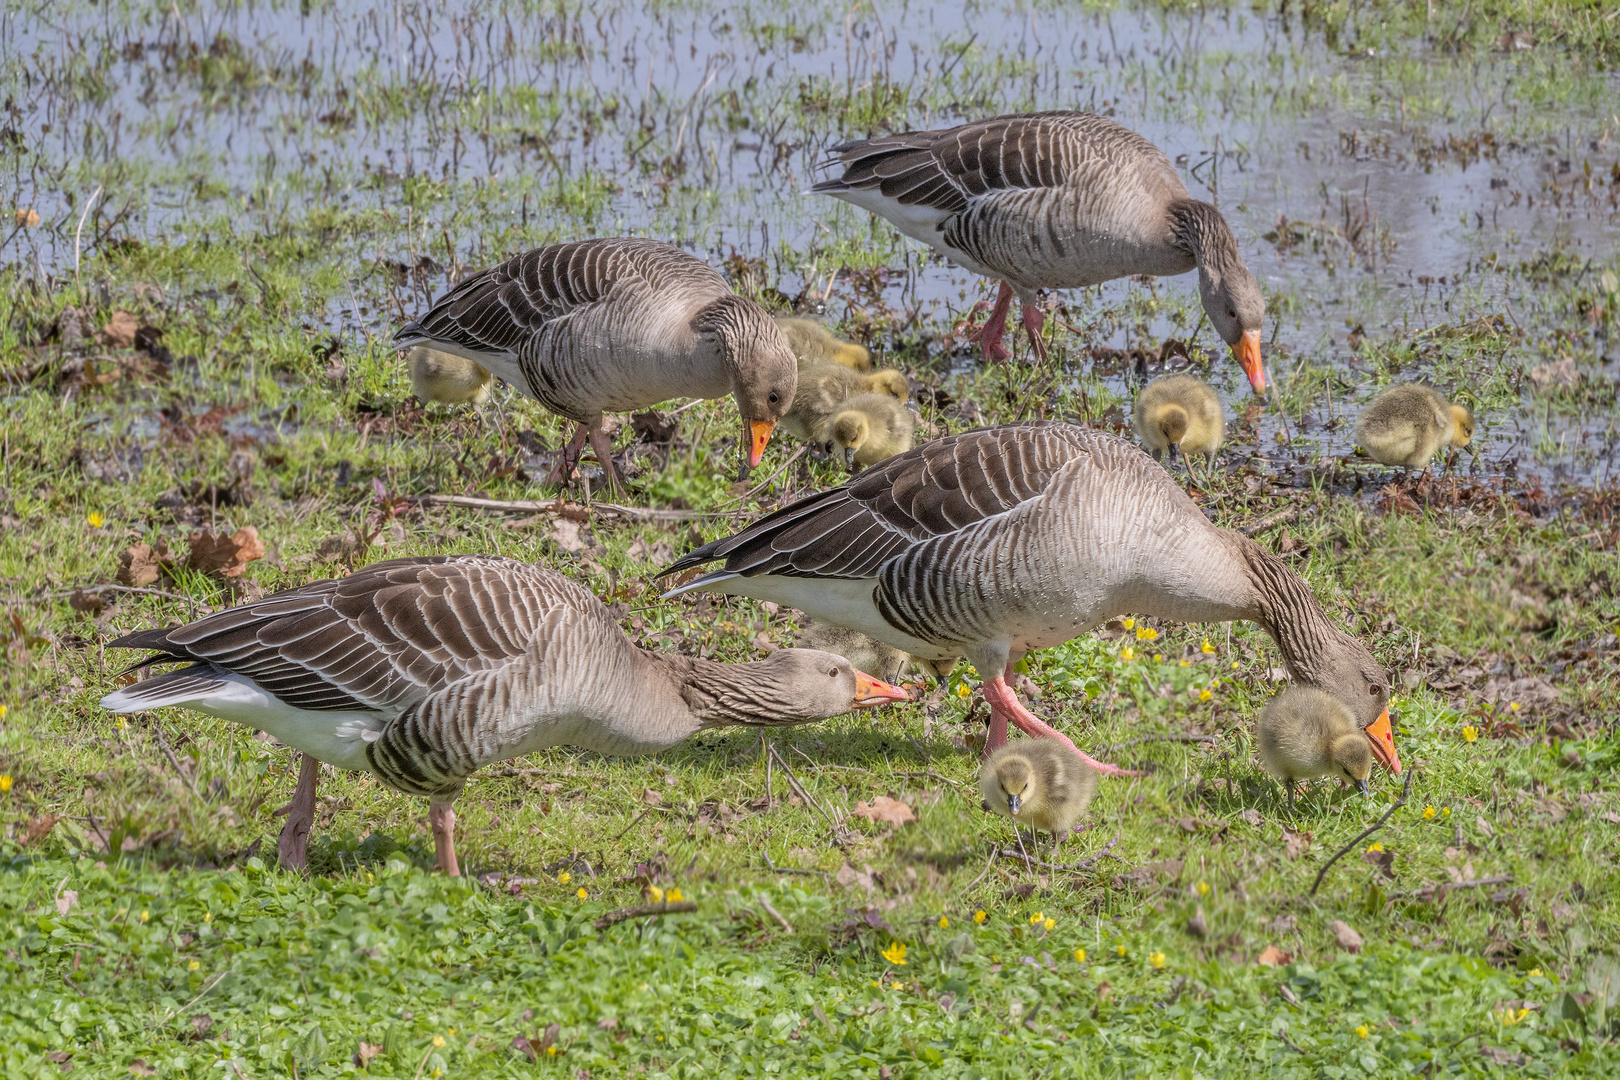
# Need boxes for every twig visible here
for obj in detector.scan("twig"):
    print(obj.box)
[611,809,648,842]
[150,720,204,802]
[1388,875,1512,901]
[1240,506,1301,536]
[761,851,824,877]
[1276,1026,1306,1053]
[962,843,1000,893]
[1310,769,1414,897]
[73,185,101,292]
[995,835,1120,873]
[759,897,794,934]
[767,744,840,831]
[45,584,207,618]
[592,901,697,930]
[61,973,87,998]
[159,965,232,1025]
[415,493,744,521]
[718,444,808,507]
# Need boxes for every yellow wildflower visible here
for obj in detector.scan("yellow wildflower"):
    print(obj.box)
[1231,661,1240,670]
[0,704,7,718]
[576,887,588,900]
[891,981,905,991]
[1199,689,1212,702]
[1116,945,1127,958]
[880,941,908,966]
[1029,912,1044,925]
[938,916,949,929]
[1135,626,1158,641]
[203,911,211,923]
[1201,639,1216,654]
[1366,842,1383,853]
[546,1045,559,1057]
[1442,807,1451,817]
[139,910,149,922]
[1073,948,1087,963]
[1423,805,1437,820]
[0,775,11,794]
[1195,881,1210,897]
[1462,725,1479,742]
[86,512,105,528]
[1179,658,1191,667]
[432,1036,446,1049]
[1509,702,1520,712]
[1122,618,1135,630]
[1152,653,1163,663]
[557,871,571,885]
[647,886,665,903]
[115,717,127,730]
[188,960,199,970]
[1044,918,1055,931]
[956,682,971,698]
[973,910,987,924]
[1149,951,1166,969]
[1528,969,1544,978]
[447,1029,455,1036]
[667,888,684,903]
[1355,1024,1369,1038]
[1120,646,1136,662]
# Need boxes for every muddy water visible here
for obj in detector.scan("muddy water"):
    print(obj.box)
[3,1,1616,485]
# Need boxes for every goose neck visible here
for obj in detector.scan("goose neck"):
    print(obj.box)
[666,654,799,729]
[1167,198,1243,278]
[1233,535,1346,682]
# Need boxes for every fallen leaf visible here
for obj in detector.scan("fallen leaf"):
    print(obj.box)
[102,310,139,349]
[1476,815,1496,838]
[596,1017,618,1031]
[1527,357,1579,391]
[46,1050,72,1064]
[834,862,876,892]
[1185,905,1209,940]
[1256,945,1293,967]
[188,526,265,578]
[55,889,78,916]
[548,517,588,554]
[116,542,171,587]
[22,814,59,847]
[15,207,40,228]
[353,1041,382,1069]
[510,1036,537,1063]
[851,795,915,826]
[1282,827,1313,860]
[1362,848,1396,879]
[1329,919,1363,953]
[1238,808,1263,827]
[641,788,663,807]
[68,589,106,618]
[538,1022,560,1051]
[129,1062,156,1077]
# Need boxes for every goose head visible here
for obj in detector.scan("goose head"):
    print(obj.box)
[828,410,871,470]
[1328,732,1375,796]
[699,296,798,467]
[862,368,910,401]
[685,648,910,728]
[988,753,1035,817]
[1152,403,1190,461]
[1201,263,1267,396]
[1301,643,1400,775]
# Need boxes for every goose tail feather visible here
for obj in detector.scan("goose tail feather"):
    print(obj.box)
[660,570,740,601]
[101,663,230,713]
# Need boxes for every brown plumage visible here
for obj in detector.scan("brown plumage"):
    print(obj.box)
[395,239,797,490]
[978,740,1098,843]
[100,556,908,876]
[814,111,1267,390]
[407,347,493,406]
[775,316,872,371]
[1133,374,1224,462]
[1354,384,1474,473]
[664,422,1400,780]
[1257,686,1374,806]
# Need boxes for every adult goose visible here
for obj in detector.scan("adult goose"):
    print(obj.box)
[813,111,1267,390]
[395,238,798,490]
[663,423,1399,777]
[100,556,907,876]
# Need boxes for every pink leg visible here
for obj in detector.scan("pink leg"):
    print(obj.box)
[546,424,592,487]
[1021,301,1050,361]
[982,671,1141,777]
[585,425,626,495]
[430,801,459,877]
[956,282,1015,362]
[984,700,1011,754]
[275,754,320,871]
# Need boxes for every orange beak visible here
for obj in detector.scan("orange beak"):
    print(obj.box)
[1234,329,1265,394]
[1364,707,1402,775]
[747,419,776,469]
[851,670,911,708]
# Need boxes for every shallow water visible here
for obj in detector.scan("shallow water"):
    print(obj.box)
[3,1,1617,484]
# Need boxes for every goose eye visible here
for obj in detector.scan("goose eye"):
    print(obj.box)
[1369,684,1383,697]
[828,668,838,678]
[768,392,780,405]
[1226,307,1236,319]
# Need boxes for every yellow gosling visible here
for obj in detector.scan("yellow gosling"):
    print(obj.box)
[1132,374,1224,462]
[775,316,872,371]
[821,392,916,470]
[978,739,1098,846]
[407,347,493,406]
[1354,384,1473,473]
[1257,686,1373,808]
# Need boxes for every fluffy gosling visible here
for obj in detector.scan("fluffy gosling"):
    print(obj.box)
[1132,374,1224,462]
[781,364,911,446]
[821,392,916,470]
[775,316,872,371]
[1354,384,1473,473]
[1257,686,1373,807]
[408,347,493,406]
[796,621,955,683]
[978,739,1099,846]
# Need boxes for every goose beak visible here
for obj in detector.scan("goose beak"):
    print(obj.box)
[851,670,910,708]
[747,419,776,468]
[1364,708,1402,775]
[1006,792,1022,816]
[1235,329,1265,394]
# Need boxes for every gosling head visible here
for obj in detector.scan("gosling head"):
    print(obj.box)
[828,409,870,471]
[1156,404,1190,460]
[991,755,1035,817]
[1328,732,1375,796]
[1448,403,1474,447]
[863,369,910,401]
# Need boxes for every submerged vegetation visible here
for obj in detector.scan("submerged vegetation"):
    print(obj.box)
[1,1,1618,1076]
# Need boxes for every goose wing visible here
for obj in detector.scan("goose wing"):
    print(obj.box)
[394,238,727,361]
[108,556,595,714]
[663,421,1095,585]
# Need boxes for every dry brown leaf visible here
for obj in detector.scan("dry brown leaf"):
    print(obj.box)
[1527,357,1579,391]
[548,517,589,554]
[1238,808,1263,827]
[15,207,40,228]
[116,542,171,587]
[68,588,107,618]
[188,526,265,578]
[851,795,915,826]
[1256,944,1293,967]
[55,888,78,916]
[22,814,59,847]
[641,788,664,807]
[1282,826,1313,860]
[353,1041,382,1069]
[1329,919,1363,953]
[129,1061,156,1077]
[102,310,139,349]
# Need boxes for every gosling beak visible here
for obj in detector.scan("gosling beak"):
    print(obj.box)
[1167,442,1181,464]
[1364,708,1402,775]
[842,445,857,471]
[747,419,776,469]
[1235,329,1265,395]
[851,670,910,708]
[1356,778,1371,797]
[1006,793,1022,817]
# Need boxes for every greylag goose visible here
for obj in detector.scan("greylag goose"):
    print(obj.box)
[395,239,798,490]
[1354,384,1474,473]
[813,111,1267,390]
[775,316,872,371]
[979,739,1097,846]
[1257,686,1373,806]
[1133,374,1225,462]
[820,391,916,471]
[407,347,493,406]
[100,556,907,876]
[663,422,1400,777]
